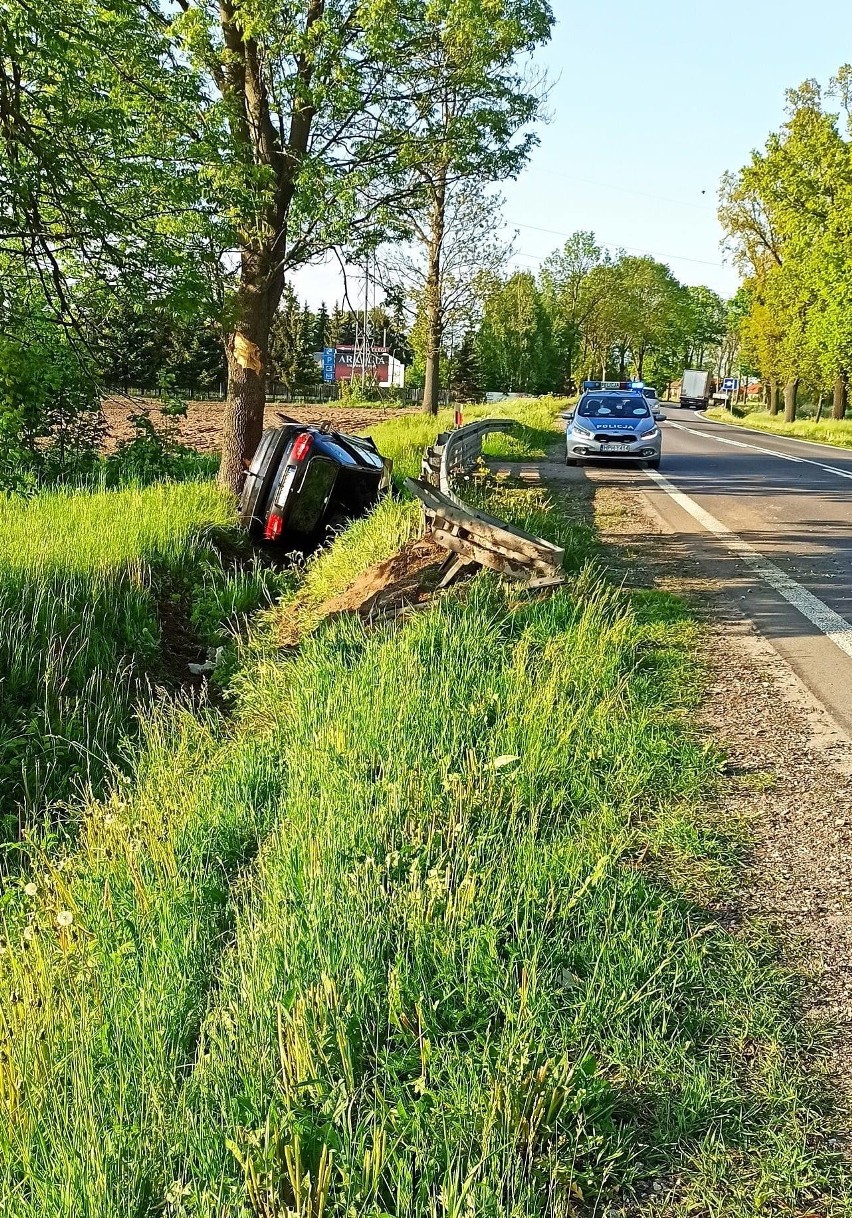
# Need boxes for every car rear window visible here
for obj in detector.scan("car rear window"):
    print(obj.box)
[579,396,650,418]
[288,457,337,533]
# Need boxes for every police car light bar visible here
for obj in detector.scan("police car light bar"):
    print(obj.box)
[582,380,643,391]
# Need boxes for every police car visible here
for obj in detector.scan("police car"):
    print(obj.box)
[563,381,666,469]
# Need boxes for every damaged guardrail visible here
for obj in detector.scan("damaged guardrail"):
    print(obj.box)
[407,418,564,589]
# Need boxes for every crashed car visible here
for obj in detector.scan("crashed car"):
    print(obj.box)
[239,425,392,546]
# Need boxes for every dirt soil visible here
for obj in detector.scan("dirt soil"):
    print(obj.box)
[101,394,408,453]
[277,534,447,647]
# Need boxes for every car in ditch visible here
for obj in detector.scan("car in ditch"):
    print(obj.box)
[564,382,666,469]
[239,424,393,547]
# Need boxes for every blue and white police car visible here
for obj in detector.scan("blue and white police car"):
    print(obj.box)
[563,381,666,469]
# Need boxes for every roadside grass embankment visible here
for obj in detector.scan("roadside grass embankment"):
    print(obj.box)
[0,401,541,841]
[0,399,846,1215]
[706,405,852,450]
[0,480,285,843]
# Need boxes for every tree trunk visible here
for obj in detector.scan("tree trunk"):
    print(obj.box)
[218,262,277,494]
[768,379,779,416]
[421,169,447,416]
[783,378,799,423]
[833,371,848,420]
[636,345,645,380]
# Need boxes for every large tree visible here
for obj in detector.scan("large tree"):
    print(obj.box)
[2,0,554,490]
[393,0,553,414]
[385,183,511,395]
[0,0,214,365]
[539,231,607,390]
[477,270,556,393]
[720,74,852,419]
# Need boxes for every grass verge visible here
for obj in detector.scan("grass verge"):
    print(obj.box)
[0,422,846,1215]
[706,406,852,449]
[0,481,285,843]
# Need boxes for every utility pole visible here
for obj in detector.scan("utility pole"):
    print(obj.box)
[361,252,370,390]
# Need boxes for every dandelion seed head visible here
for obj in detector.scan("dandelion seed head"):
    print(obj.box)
[56,910,74,929]
[23,882,37,898]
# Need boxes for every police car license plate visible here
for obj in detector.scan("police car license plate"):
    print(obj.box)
[600,443,631,452]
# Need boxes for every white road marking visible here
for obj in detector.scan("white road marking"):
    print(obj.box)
[667,420,852,481]
[644,467,852,661]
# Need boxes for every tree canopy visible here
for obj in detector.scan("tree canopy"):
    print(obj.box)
[719,69,852,418]
[474,240,731,396]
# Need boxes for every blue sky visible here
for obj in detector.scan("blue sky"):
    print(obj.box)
[292,0,852,307]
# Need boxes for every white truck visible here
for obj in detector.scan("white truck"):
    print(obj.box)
[680,369,714,410]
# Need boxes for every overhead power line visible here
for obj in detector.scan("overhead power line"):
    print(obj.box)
[506,220,727,269]
[523,166,710,212]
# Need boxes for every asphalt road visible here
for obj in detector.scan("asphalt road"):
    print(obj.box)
[585,405,852,736]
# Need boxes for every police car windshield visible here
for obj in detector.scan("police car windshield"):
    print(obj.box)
[579,396,650,418]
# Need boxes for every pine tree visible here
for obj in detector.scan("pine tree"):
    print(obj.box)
[328,302,345,346]
[297,302,321,386]
[314,302,330,350]
[268,284,302,392]
[449,331,483,401]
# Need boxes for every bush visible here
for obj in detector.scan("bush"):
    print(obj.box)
[0,336,102,492]
[103,381,216,486]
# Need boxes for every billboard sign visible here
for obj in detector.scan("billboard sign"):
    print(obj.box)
[334,346,391,382]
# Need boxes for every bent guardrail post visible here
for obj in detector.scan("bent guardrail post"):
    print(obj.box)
[437,418,515,501]
[407,419,564,589]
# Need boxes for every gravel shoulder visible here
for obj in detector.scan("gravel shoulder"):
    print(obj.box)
[596,475,852,1092]
[494,451,852,1106]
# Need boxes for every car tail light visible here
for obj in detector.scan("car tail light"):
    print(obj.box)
[291,432,313,462]
[264,513,284,540]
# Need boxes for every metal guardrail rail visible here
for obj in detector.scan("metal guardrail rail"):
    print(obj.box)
[408,418,564,589]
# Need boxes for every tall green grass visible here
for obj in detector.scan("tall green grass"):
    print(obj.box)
[706,405,852,449]
[0,463,844,1215]
[0,399,556,840]
[0,482,234,840]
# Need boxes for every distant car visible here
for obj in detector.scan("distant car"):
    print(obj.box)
[239,425,392,547]
[641,386,660,407]
[564,388,665,469]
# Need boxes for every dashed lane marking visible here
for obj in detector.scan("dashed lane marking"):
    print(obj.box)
[666,419,852,481]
